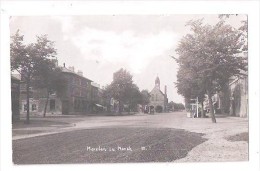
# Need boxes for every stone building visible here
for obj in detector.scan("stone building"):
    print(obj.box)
[148,76,168,113]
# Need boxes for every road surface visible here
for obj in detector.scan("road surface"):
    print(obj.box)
[12,111,248,164]
[13,112,207,164]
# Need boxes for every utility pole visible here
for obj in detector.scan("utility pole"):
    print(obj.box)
[196,97,199,118]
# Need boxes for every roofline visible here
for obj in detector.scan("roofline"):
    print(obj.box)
[11,75,20,81]
[150,87,165,96]
[62,71,93,82]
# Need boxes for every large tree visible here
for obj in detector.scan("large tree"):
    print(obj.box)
[126,84,142,113]
[140,90,150,106]
[110,68,133,110]
[11,30,57,123]
[175,64,206,117]
[106,68,138,114]
[175,19,247,123]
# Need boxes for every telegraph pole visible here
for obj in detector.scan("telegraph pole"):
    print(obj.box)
[196,97,199,118]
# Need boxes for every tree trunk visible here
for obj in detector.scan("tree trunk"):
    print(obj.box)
[25,77,30,124]
[43,90,49,117]
[207,90,217,123]
[118,100,122,115]
[201,102,205,118]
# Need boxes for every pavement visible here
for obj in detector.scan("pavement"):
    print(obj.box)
[12,111,249,162]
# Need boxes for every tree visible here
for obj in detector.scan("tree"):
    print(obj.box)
[126,84,142,113]
[33,66,66,117]
[168,101,175,111]
[11,30,57,123]
[105,68,138,114]
[219,14,248,51]
[176,103,185,110]
[174,19,247,123]
[175,65,206,117]
[168,101,185,111]
[140,90,150,105]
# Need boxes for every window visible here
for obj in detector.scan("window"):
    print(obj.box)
[32,104,37,111]
[50,99,55,110]
[74,100,77,109]
[24,104,27,111]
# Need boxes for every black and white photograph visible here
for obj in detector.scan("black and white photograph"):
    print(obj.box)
[0,1,259,171]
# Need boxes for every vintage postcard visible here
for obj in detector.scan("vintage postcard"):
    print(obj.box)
[1,1,259,171]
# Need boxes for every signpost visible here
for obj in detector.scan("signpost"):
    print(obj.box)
[190,97,199,118]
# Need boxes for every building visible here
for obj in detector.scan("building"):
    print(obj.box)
[19,81,62,116]
[91,82,107,113]
[59,65,93,114]
[19,64,98,115]
[11,75,20,121]
[148,76,168,113]
[229,74,248,117]
[229,51,248,118]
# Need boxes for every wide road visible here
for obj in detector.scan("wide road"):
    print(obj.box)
[13,112,207,164]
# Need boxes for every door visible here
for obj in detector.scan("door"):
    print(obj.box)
[62,100,69,115]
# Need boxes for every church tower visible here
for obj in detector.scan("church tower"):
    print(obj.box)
[155,76,160,89]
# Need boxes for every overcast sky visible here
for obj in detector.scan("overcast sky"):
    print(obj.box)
[9,14,246,103]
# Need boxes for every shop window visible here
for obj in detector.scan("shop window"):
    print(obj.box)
[32,104,37,111]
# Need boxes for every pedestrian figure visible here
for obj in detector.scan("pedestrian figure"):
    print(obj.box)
[213,101,217,114]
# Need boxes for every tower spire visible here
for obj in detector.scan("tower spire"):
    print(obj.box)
[155,76,160,89]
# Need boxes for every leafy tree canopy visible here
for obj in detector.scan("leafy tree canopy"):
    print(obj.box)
[11,30,57,122]
[105,68,142,113]
[174,19,247,123]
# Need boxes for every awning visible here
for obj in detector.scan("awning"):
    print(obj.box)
[95,104,104,108]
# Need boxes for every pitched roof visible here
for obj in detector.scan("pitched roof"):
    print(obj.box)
[11,75,20,81]
[61,67,93,82]
[150,87,165,96]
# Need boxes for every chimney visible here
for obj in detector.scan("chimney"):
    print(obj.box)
[68,66,74,72]
[77,70,83,76]
[63,63,65,67]
[164,85,167,97]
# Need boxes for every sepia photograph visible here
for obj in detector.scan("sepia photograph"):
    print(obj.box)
[1,1,259,171]
[9,14,249,164]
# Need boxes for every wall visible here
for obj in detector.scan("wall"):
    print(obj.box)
[11,77,20,121]
[229,76,248,118]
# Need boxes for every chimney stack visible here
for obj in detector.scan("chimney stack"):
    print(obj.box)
[63,63,65,67]
[68,66,74,72]
[164,85,167,97]
[77,70,83,76]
